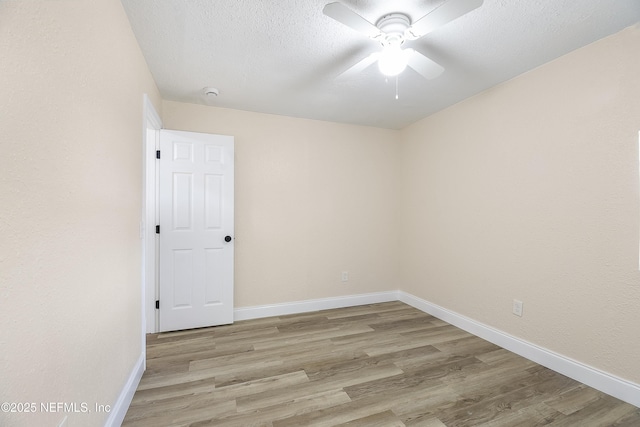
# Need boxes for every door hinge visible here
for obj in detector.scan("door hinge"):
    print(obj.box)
[155,300,159,310]
[156,225,160,234]
[156,150,161,159]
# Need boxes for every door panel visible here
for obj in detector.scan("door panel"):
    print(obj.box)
[159,129,234,332]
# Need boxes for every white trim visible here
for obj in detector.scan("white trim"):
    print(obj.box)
[104,353,145,427]
[142,95,162,335]
[143,94,162,129]
[397,291,640,408]
[233,291,398,321]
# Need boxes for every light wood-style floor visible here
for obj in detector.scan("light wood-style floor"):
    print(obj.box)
[123,302,640,426]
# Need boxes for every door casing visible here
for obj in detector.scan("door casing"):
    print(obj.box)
[142,95,162,334]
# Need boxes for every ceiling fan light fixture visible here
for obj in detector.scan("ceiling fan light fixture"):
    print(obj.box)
[377,44,408,77]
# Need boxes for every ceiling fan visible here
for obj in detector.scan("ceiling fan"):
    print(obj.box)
[323,0,483,79]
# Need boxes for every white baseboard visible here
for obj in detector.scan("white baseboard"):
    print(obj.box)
[105,352,145,427]
[397,291,640,408]
[233,291,399,321]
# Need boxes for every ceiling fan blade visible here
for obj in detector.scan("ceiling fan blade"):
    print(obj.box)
[405,49,444,80]
[323,2,382,39]
[406,0,483,39]
[336,52,380,80]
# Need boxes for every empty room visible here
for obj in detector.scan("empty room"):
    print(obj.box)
[1,0,639,426]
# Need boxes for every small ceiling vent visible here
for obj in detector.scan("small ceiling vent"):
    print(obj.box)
[203,87,219,97]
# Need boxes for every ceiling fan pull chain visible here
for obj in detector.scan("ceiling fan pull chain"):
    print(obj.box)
[395,76,399,100]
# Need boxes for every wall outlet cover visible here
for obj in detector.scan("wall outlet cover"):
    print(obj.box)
[513,299,523,317]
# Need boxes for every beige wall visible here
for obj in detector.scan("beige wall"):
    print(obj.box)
[400,25,640,383]
[163,102,400,307]
[0,1,161,426]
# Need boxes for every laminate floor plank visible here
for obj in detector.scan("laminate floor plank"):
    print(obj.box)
[123,392,236,426]
[197,389,352,427]
[322,302,409,319]
[147,340,218,358]
[545,395,640,427]
[123,302,640,426]
[383,384,460,426]
[130,376,218,406]
[430,335,502,357]
[234,364,405,413]
[470,401,567,427]
[333,409,406,427]
[437,369,583,427]
[272,385,458,427]
[403,418,448,427]
[253,325,376,351]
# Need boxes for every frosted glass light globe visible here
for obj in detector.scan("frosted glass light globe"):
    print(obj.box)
[378,44,408,76]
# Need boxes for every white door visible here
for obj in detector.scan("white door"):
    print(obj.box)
[158,129,234,332]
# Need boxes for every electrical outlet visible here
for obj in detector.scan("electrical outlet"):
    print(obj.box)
[513,299,523,317]
[341,271,349,282]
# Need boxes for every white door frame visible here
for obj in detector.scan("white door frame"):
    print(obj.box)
[142,95,162,335]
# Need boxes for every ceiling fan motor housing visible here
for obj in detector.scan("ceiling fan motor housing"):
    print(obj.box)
[376,13,411,46]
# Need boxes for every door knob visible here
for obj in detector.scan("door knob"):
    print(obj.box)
[224,235,232,242]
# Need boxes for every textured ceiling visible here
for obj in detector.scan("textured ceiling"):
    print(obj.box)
[121,0,640,129]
